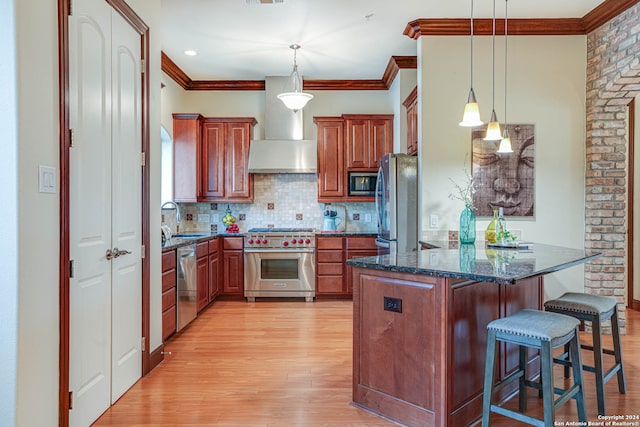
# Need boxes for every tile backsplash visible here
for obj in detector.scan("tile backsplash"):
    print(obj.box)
[161,174,377,234]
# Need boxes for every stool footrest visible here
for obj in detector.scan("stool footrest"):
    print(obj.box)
[490,404,545,427]
[581,344,616,356]
[492,369,525,394]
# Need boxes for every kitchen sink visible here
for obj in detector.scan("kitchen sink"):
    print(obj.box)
[172,233,206,238]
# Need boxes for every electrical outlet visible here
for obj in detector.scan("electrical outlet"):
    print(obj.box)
[212,214,219,223]
[364,213,372,223]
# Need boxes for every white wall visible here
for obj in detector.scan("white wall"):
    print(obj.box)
[161,72,189,136]
[0,0,18,424]
[15,0,61,424]
[418,35,587,299]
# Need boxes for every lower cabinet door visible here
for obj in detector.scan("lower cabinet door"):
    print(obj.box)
[196,256,209,312]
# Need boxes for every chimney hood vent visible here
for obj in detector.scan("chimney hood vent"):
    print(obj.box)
[248,76,317,174]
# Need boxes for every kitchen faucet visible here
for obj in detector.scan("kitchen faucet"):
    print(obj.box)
[161,201,181,232]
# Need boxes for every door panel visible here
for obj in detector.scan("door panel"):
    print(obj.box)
[69,2,113,425]
[110,10,142,403]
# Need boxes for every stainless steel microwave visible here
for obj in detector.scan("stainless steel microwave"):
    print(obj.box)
[348,172,377,196]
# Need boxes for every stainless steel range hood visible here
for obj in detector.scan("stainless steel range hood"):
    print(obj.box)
[247,76,317,174]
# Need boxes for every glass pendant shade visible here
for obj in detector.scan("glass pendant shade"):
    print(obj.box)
[459,88,484,127]
[278,44,313,112]
[484,110,502,141]
[497,128,513,153]
[277,92,313,111]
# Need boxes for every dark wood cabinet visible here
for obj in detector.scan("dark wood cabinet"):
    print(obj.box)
[202,118,256,202]
[315,117,346,202]
[208,239,220,302]
[161,250,177,341]
[316,235,377,297]
[344,114,393,170]
[173,115,256,203]
[172,114,203,202]
[315,114,393,202]
[316,236,346,296]
[196,242,209,313]
[222,236,244,295]
[403,87,418,156]
[345,236,378,294]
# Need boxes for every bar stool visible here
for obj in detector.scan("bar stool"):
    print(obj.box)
[482,309,587,427]
[544,292,626,416]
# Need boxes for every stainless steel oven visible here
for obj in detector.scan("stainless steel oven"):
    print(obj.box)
[244,228,315,302]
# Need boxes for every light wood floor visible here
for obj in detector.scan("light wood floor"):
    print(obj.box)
[94,300,640,426]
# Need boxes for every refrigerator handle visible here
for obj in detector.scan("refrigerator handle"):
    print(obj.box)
[375,166,384,232]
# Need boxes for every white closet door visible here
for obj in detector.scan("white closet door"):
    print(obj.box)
[69,0,143,424]
[110,8,142,403]
[68,0,113,425]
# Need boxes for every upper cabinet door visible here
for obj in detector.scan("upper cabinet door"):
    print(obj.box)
[315,117,346,201]
[369,118,393,168]
[343,114,393,170]
[172,114,203,202]
[201,121,225,199]
[345,118,369,169]
[225,120,254,201]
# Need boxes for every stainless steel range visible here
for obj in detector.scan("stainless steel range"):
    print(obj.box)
[244,228,316,302]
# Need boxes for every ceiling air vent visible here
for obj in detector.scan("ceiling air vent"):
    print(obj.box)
[246,0,285,4]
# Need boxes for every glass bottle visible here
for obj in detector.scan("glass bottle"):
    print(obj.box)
[485,209,499,243]
[497,207,506,243]
[459,205,476,244]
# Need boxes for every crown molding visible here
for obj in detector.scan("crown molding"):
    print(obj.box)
[403,0,640,38]
[161,52,417,91]
[403,18,585,38]
[161,52,191,90]
[583,0,640,33]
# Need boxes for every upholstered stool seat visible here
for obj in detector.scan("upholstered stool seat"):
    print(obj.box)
[482,309,587,427]
[544,292,626,416]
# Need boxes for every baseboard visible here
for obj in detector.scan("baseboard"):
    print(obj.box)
[149,344,165,372]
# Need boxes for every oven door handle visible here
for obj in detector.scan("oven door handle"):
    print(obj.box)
[244,248,315,253]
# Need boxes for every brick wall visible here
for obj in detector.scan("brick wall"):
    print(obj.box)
[586,3,640,332]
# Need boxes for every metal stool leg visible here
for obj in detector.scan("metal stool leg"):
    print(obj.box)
[482,329,498,427]
[540,341,555,425]
[610,305,626,394]
[569,327,587,423]
[519,345,527,413]
[591,315,606,416]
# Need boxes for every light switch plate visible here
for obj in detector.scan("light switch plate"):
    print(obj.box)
[39,165,57,194]
[364,214,372,223]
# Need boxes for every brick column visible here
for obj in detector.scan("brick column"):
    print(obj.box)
[585,4,640,333]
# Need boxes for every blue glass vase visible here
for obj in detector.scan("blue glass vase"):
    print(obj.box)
[459,205,476,244]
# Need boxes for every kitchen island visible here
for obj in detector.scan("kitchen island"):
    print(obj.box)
[346,242,600,427]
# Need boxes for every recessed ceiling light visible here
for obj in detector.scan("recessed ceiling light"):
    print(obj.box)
[184,50,198,56]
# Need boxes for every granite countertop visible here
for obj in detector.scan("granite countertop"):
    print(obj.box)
[346,242,602,285]
[161,232,244,251]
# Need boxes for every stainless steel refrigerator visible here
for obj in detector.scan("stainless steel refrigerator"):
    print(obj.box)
[375,153,418,255]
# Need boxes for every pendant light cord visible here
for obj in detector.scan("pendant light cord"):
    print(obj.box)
[469,0,474,89]
[503,0,508,124]
[491,0,496,113]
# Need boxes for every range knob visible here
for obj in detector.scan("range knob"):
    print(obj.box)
[262,238,268,244]
[248,238,254,244]
[305,238,311,244]
[291,238,297,244]
[283,241,289,247]
[255,239,260,245]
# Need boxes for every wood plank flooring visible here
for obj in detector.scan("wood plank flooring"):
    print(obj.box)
[94,300,640,426]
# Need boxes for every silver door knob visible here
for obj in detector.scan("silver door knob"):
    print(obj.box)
[106,247,132,260]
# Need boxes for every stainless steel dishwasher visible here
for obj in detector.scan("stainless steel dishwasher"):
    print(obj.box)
[176,244,197,331]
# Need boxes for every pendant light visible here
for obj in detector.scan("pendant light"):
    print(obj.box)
[496,0,513,153]
[459,0,483,127]
[484,0,502,141]
[277,44,313,112]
